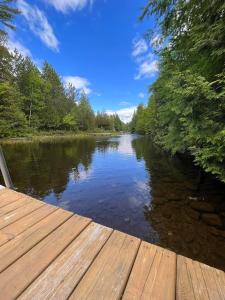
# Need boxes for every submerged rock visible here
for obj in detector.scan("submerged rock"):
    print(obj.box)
[209,227,225,239]
[190,201,215,213]
[124,217,130,223]
[202,213,223,227]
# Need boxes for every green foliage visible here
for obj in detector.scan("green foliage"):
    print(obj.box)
[96,112,113,131]
[0,0,125,139]
[0,38,12,80]
[0,82,27,137]
[16,57,47,128]
[95,112,124,131]
[76,93,95,131]
[0,43,125,138]
[63,106,78,131]
[0,0,19,36]
[133,0,225,182]
[41,62,69,129]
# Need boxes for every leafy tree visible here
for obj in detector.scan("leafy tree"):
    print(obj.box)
[0,37,12,81]
[133,0,225,182]
[41,62,68,129]
[0,6,125,138]
[0,81,27,137]
[63,106,78,131]
[113,114,124,131]
[96,112,113,131]
[77,93,95,131]
[15,57,46,128]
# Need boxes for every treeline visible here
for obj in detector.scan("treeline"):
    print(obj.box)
[0,2,125,137]
[131,0,225,182]
[0,46,125,137]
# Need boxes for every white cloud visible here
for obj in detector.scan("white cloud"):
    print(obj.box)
[17,0,59,52]
[7,36,32,57]
[150,34,164,51]
[135,58,158,80]
[6,33,43,69]
[150,34,161,47]
[106,106,137,123]
[138,92,145,98]
[132,38,148,57]
[63,76,92,94]
[119,101,131,106]
[118,134,134,155]
[43,0,94,13]
[132,37,159,80]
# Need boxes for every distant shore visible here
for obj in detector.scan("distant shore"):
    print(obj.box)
[0,131,122,144]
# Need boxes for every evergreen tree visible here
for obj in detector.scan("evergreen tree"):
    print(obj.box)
[0,37,13,81]
[0,0,19,36]
[42,62,67,129]
[77,92,95,131]
[133,0,225,182]
[96,112,113,131]
[0,81,27,136]
[113,114,124,131]
[15,57,46,128]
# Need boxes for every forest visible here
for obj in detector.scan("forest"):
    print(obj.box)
[131,0,225,182]
[0,1,225,183]
[0,1,125,138]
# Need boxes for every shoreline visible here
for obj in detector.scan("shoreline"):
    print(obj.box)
[0,131,121,144]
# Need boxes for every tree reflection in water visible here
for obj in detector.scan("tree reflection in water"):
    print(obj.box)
[132,136,225,270]
[1,135,225,271]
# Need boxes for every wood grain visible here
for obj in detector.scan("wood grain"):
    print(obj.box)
[0,188,224,300]
[0,199,43,229]
[123,242,176,300]
[0,204,57,246]
[70,230,140,300]
[19,222,112,300]
[0,214,90,300]
[0,208,72,272]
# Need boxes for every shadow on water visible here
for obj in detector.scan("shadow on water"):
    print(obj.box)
[1,134,225,270]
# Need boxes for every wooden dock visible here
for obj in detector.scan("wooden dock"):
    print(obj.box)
[0,185,224,300]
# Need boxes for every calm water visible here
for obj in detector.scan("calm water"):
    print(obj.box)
[1,134,225,270]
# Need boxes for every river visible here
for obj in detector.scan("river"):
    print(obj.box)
[1,134,225,270]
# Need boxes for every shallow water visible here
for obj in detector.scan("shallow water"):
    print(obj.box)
[1,134,225,270]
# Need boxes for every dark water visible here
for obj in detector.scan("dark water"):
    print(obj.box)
[1,134,225,270]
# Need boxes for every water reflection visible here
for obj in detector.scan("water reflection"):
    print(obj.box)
[1,138,96,198]
[1,134,225,270]
[132,137,225,270]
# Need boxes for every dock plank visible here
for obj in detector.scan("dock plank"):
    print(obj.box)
[177,255,211,300]
[0,187,224,300]
[0,231,9,247]
[0,193,22,208]
[212,268,225,299]
[0,199,43,229]
[0,186,6,193]
[123,241,176,300]
[200,262,225,300]
[0,209,72,272]
[19,222,112,300]
[0,214,90,299]
[176,255,197,300]
[0,196,31,215]
[70,230,140,300]
[0,204,57,246]
[0,189,26,208]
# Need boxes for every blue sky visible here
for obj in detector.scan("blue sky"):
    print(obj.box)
[8,0,159,122]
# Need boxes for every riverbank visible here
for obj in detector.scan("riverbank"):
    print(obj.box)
[0,131,121,144]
